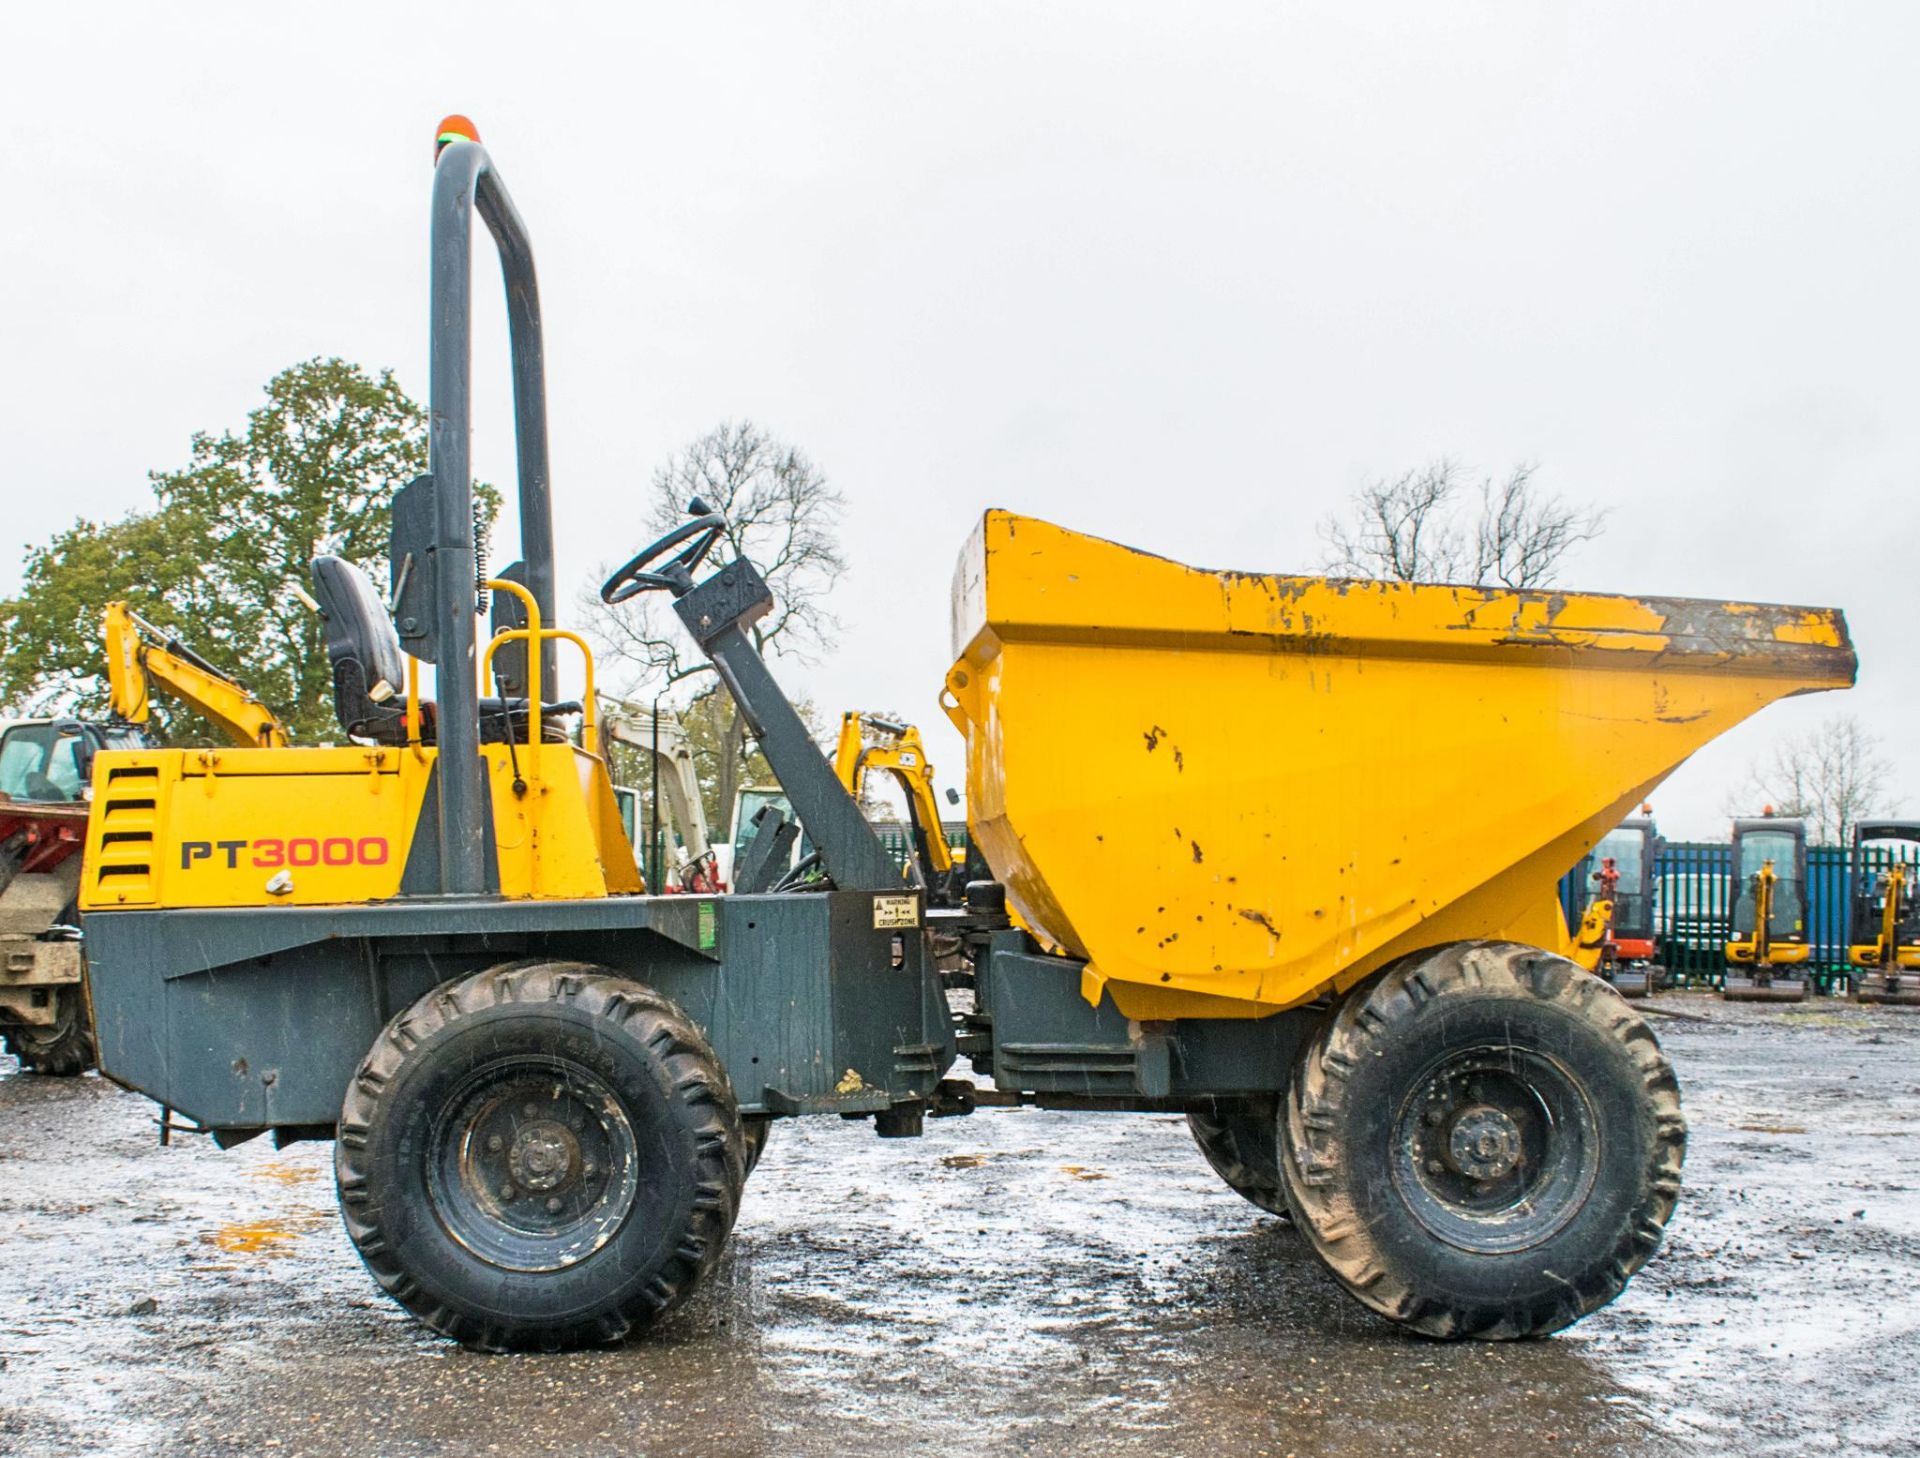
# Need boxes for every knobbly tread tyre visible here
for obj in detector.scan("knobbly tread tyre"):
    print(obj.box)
[2,987,94,1076]
[741,1113,772,1178]
[335,961,745,1352]
[1278,940,1686,1340]
[1186,1096,1290,1219]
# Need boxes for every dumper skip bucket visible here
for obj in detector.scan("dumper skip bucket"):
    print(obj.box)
[943,511,1855,1020]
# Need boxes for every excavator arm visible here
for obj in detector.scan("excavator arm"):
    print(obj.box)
[103,602,289,749]
[599,703,717,890]
[833,712,956,888]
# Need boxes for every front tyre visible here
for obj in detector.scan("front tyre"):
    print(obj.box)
[336,962,744,1352]
[1279,941,1685,1340]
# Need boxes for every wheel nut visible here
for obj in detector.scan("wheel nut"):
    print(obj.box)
[1425,1108,1443,1126]
[500,1184,516,1200]
[547,1196,563,1213]
[487,1134,503,1152]
[582,1162,596,1178]
[523,1103,538,1118]
[1426,1158,1445,1175]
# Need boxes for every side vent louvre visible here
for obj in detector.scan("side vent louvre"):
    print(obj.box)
[88,765,164,907]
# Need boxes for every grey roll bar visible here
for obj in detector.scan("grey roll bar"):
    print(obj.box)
[428,137,557,896]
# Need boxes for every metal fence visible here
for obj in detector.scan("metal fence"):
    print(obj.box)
[1559,840,1920,992]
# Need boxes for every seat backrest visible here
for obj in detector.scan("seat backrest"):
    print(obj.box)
[311,555,410,744]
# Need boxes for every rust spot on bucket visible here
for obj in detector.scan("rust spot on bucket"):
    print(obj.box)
[1239,908,1282,937]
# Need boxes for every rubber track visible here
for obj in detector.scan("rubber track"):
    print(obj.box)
[335,960,743,1351]
[1280,940,1687,1339]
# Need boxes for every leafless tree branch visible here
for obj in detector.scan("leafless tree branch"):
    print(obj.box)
[1319,459,1605,589]
[1738,713,1891,846]
[581,420,848,822]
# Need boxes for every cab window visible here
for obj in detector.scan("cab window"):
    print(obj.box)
[0,724,87,803]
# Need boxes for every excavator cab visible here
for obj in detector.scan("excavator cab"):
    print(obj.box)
[1724,813,1811,1002]
[1847,819,1920,1005]
[1575,810,1663,994]
[0,720,149,804]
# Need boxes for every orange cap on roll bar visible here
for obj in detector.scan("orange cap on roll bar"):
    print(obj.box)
[434,115,481,157]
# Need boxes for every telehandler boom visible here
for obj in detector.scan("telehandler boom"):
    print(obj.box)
[74,120,1856,1353]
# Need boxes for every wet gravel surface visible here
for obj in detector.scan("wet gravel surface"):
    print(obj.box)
[1,994,1917,1458]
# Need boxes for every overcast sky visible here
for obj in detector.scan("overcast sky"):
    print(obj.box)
[3,3,1915,840]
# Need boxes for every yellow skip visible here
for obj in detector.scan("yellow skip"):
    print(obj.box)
[945,511,1855,1020]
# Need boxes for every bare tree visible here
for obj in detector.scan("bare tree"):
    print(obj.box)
[1739,713,1891,846]
[1319,459,1606,589]
[1319,461,1468,583]
[586,420,846,825]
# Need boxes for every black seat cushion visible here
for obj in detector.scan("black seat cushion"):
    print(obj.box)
[310,555,577,747]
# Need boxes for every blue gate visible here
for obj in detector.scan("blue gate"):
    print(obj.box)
[1558,838,1920,994]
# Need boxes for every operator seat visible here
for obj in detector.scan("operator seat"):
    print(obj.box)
[310,556,578,746]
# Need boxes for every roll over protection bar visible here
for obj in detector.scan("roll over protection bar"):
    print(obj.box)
[427,136,556,896]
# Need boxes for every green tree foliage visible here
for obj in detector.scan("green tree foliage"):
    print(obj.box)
[0,358,494,743]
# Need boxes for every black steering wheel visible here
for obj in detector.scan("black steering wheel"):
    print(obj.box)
[600,507,727,604]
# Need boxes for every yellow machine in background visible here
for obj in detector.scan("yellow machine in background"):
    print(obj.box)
[1850,862,1918,969]
[833,711,958,895]
[81,578,640,913]
[1722,814,1811,1002]
[1725,860,1809,968]
[1568,881,1617,974]
[1846,821,1920,1004]
[102,602,290,749]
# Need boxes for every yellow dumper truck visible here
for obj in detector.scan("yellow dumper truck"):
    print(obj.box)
[73,123,1856,1351]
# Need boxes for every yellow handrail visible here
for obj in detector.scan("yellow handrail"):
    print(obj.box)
[479,580,599,756]
[404,655,427,759]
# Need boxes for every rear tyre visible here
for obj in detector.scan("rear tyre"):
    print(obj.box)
[336,961,744,1352]
[1279,940,1685,1340]
[1186,1096,1290,1219]
[2,987,94,1076]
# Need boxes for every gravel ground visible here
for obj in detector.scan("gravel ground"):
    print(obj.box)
[1,993,1917,1458]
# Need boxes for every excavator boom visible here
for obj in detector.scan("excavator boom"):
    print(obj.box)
[103,603,290,749]
[833,711,956,889]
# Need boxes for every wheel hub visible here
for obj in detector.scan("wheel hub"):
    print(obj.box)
[430,1060,641,1273]
[1393,1044,1600,1255]
[1447,1105,1522,1181]
[509,1121,578,1192]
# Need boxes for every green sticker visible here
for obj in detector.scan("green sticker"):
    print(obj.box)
[699,901,717,951]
